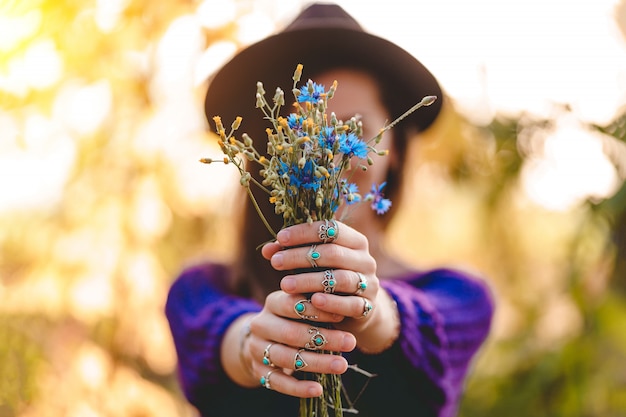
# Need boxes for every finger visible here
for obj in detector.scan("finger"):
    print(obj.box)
[255,368,323,398]
[310,293,375,321]
[270,243,376,272]
[261,240,282,260]
[250,314,356,353]
[281,270,379,296]
[265,291,343,322]
[249,340,349,375]
[276,220,366,250]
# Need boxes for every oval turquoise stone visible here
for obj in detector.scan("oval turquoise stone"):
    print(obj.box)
[315,337,323,345]
[360,282,367,289]
[296,360,303,367]
[328,228,336,237]
[263,358,269,365]
[260,377,266,385]
[311,252,320,259]
[329,280,335,286]
[295,303,305,312]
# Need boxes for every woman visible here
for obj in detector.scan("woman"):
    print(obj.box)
[165,3,494,417]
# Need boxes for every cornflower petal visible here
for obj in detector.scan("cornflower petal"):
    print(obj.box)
[297,82,326,103]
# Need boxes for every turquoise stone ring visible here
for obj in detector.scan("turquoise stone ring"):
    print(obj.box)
[362,297,374,317]
[322,269,336,293]
[307,244,320,267]
[260,370,274,389]
[294,349,308,371]
[294,299,317,319]
[262,343,275,367]
[305,327,328,351]
[318,219,339,243]
[355,272,368,295]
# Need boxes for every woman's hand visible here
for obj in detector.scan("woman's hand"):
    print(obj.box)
[242,296,356,398]
[261,220,382,334]
[241,220,399,397]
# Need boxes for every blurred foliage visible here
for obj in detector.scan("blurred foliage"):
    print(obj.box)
[1,0,626,417]
[455,108,626,417]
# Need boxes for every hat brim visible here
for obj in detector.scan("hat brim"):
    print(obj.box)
[204,26,443,134]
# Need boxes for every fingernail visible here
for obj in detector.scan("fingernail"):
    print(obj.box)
[314,294,327,307]
[281,277,296,292]
[271,253,284,268]
[330,359,346,373]
[342,334,356,351]
[276,229,291,245]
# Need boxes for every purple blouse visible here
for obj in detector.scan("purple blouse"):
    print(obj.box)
[165,264,494,417]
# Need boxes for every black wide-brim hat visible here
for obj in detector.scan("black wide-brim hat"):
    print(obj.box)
[204,2,443,135]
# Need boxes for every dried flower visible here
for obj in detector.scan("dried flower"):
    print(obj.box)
[201,65,436,416]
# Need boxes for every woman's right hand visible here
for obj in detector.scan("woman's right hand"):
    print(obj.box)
[242,292,356,398]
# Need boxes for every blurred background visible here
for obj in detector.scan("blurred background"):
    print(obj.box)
[1,0,625,416]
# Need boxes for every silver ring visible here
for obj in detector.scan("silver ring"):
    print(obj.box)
[294,349,308,371]
[322,270,336,293]
[362,297,373,317]
[318,219,339,243]
[307,245,320,267]
[294,299,317,319]
[260,370,274,389]
[263,343,276,367]
[355,272,367,295]
[305,327,328,351]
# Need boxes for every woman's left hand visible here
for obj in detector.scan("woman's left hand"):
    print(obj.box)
[261,220,380,334]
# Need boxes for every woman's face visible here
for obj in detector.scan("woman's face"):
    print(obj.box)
[312,68,394,225]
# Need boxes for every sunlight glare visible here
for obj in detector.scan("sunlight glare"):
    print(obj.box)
[75,344,110,390]
[194,40,237,86]
[0,38,63,96]
[0,9,41,52]
[520,117,621,211]
[197,0,236,29]
[339,0,626,125]
[95,0,128,33]
[0,115,76,213]
[70,273,115,323]
[53,80,113,136]
[22,39,63,90]
[154,14,204,95]
[235,11,274,45]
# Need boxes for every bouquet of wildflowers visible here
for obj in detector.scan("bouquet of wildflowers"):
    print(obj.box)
[202,64,435,416]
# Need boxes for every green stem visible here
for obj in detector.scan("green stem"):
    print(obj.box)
[245,186,277,239]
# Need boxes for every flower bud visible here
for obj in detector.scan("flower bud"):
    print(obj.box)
[213,116,224,131]
[242,133,253,147]
[273,88,285,106]
[293,64,303,83]
[240,172,251,187]
[421,95,437,106]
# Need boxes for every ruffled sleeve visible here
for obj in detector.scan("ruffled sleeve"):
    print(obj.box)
[382,268,494,417]
[164,263,262,409]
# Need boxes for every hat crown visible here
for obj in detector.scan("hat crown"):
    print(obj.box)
[284,3,363,32]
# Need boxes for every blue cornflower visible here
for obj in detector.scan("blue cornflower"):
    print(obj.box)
[339,132,368,159]
[344,183,361,205]
[365,182,392,215]
[287,114,303,130]
[298,82,326,103]
[286,159,322,192]
[319,126,338,147]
